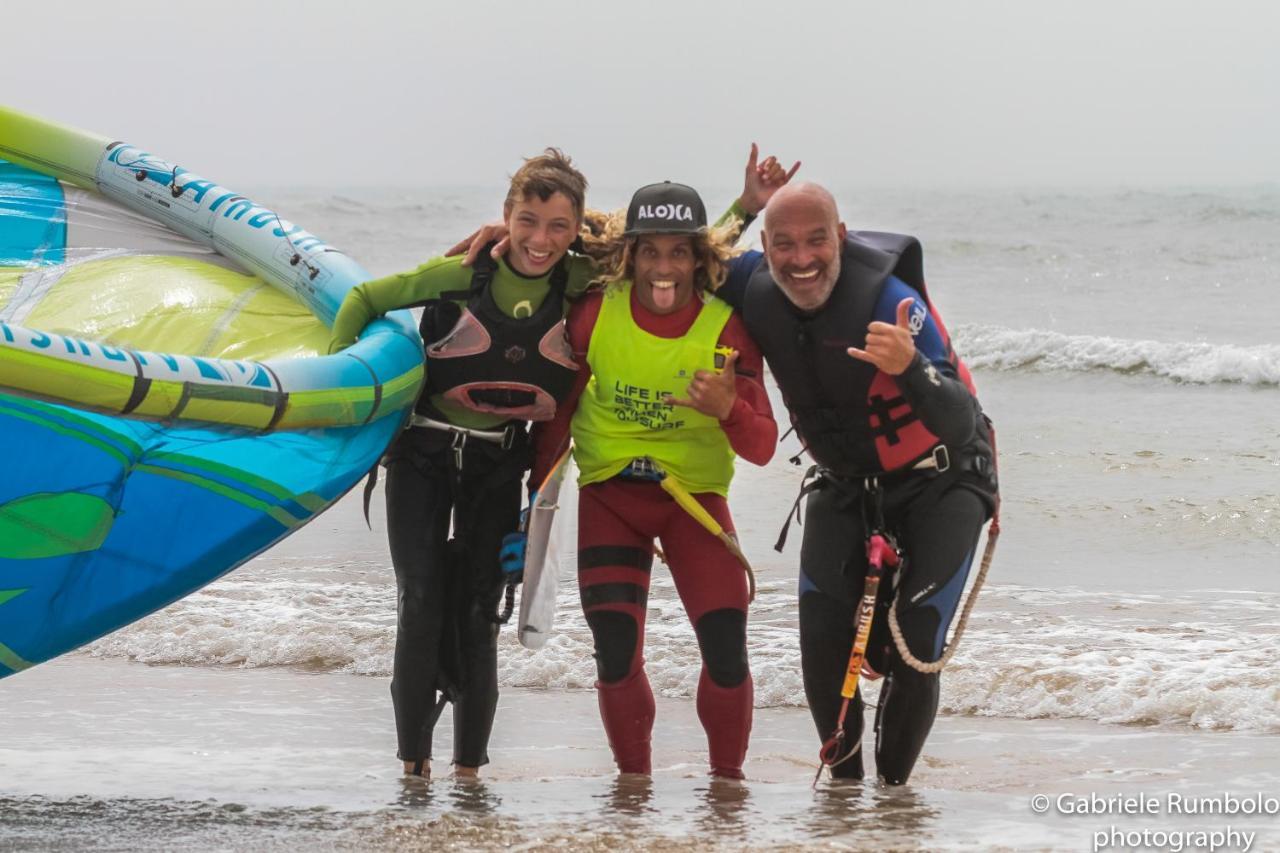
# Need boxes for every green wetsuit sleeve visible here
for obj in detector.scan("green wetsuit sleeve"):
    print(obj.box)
[714,199,756,237]
[327,256,469,353]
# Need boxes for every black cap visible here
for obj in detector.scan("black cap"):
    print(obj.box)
[623,181,707,237]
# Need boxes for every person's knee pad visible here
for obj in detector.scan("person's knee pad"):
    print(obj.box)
[585,610,639,684]
[693,608,748,688]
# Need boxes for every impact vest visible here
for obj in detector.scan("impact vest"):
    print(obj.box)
[572,282,736,496]
[743,232,981,478]
[418,251,578,422]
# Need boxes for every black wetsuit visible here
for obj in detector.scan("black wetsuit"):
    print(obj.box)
[332,248,584,770]
[797,472,987,782]
[721,235,998,784]
[384,425,530,767]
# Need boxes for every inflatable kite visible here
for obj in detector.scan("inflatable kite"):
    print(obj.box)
[0,107,422,678]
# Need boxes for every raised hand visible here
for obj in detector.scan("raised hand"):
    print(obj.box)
[663,349,739,420]
[444,220,511,267]
[846,297,920,376]
[739,142,801,216]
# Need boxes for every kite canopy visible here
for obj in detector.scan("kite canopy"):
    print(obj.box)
[0,107,423,677]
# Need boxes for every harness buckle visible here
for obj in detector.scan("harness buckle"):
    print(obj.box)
[451,430,467,470]
[932,444,951,473]
[622,457,664,482]
[912,444,950,474]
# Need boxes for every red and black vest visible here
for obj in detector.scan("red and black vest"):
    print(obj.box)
[743,232,977,477]
[418,252,578,422]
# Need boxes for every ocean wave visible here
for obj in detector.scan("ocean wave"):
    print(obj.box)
[85,578,398,675]
[955,324,1280,385]
[939,586,1280,733]
[81,573,1280,734]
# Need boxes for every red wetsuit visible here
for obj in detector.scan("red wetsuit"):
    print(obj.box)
[531,286,776,777]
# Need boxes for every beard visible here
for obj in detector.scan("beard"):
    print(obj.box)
[773,251,841,312]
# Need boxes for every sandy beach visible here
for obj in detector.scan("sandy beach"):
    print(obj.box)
[4,650,1278,851]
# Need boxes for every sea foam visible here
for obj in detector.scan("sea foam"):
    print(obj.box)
[82,572,1280,734]
[955,325,1280,386]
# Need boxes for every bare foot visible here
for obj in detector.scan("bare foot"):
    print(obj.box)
[403,759,430,777]
[453,765,479,779]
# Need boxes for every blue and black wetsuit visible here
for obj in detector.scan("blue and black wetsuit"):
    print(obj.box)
[719,234,997,784]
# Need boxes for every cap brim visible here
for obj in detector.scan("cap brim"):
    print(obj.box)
[623,223,707,238]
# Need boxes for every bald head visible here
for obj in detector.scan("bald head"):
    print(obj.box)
[761,182,846,312]
[764,182,841,233]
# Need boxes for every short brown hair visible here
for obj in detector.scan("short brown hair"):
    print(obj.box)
[505,148,587,221]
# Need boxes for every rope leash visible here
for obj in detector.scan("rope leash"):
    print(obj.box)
[887,516,1000,674]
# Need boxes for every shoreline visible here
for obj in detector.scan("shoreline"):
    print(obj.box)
[3,658,1277,851]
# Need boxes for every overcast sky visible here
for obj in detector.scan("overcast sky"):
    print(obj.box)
[4,0,1276,191]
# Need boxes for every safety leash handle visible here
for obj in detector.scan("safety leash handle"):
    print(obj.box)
[815,532,901,784]
[838,534,897,698]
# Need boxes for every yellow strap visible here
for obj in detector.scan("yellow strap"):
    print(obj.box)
[658,474,757,602]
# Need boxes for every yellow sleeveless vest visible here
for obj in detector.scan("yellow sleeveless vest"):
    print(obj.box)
[571,282,736,496]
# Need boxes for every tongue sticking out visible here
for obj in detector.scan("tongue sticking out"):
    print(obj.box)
[651,282,677,311]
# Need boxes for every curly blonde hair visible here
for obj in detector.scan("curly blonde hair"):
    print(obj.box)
[573,208,743,293]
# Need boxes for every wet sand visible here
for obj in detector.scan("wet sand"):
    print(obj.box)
[3,657,1277,851]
